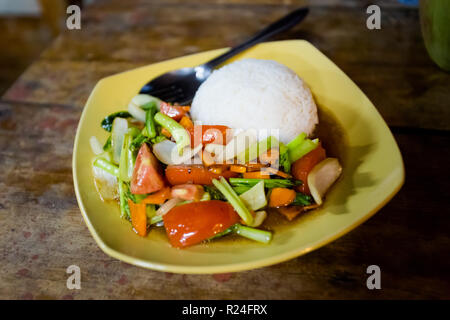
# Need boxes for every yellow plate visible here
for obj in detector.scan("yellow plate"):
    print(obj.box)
[73,40,404,274]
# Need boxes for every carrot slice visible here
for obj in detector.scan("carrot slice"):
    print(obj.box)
[268,188,296,207]
[243,171,270,179]
[264,167,292,179]
[161,128,172,138]
[128,200,147,236]
[141,187,171,205]
[179,116,194,129]
[230,165,246,173]
[165,165,239,185]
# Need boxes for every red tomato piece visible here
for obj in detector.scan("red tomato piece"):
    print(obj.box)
[131,144,165,194]
[188,125,229,146]
[165,165,239,185]
[163,200,240,248]
[159,102,187,121]
[291,144,326,194]
[171,184,205,201]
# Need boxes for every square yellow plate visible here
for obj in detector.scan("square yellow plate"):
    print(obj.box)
[73,40,404,274]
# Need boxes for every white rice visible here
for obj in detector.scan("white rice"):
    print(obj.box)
[190,58,318,144]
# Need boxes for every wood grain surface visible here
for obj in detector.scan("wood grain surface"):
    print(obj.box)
[0,0,449,299]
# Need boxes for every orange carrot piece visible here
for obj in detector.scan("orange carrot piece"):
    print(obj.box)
[161,128,172,138]
[268,188,296,208]
[180,106,191,112]
[230,165,246,173]
[264,167,292,179]
[128,200,147,236]
[141,187,172,205]
[179,116,194,129]
[243,171,270,179]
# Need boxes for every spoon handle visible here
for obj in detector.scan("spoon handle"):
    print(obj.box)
[203,7,309,70]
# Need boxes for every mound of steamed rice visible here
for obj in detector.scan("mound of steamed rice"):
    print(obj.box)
[190,58,318,144]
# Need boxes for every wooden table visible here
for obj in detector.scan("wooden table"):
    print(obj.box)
[1,0,449,299]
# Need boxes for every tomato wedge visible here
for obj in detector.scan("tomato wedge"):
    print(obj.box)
[291,144,326,194]
[165,165,239,185]
[188,125,229,146]
[131,143,165,194]
[163,200,240,248]
[159,102,188,121]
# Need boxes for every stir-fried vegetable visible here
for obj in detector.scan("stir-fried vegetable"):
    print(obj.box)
[119,133,133,182]
[292,192,312,206]
[229,178,301,189]
[171,184,205,201]
[239,180,267,211]
[233,225,272,244]
[307,158,342,205]
[111,117,128,164]
[130,143,165,194]
[128,200,147,237]
[154,112,191,155]
[128,94,161,122]
[159,102,188,121]
[165,165,238,185]
[269,188,296,207]
[141,187,171,205]
[291,144,326,194]
[212,177,254,226]
[163,200,240,248]
[286,132,319,163]
[101,111,132,132]
[237,136,279,164]
[93,158,119,177]
[188,125,229,146]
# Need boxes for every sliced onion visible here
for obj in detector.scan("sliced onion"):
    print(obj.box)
[307,158,342,205]
[90,136,103,155]
[111,117,128,164]
[92,165,118,201]
[249,210,267,228]
[156,198,182,216]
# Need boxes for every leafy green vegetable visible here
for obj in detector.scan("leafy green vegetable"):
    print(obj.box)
[292,193,312,206]
[233,225,272,244]
[144,101,157,139]
[212,177,254,226]
[279,142,291,173]
[93,158,119,177]
[229,178,300,189]
[154,112,190,155]
[150,134,167,145]
[103,136,112,152]
[101,111,132,132]
[286,132,319,163]
[118,180,130,219]
[232,186,252,195]
[204,185,226,200]
[208,225,235,240]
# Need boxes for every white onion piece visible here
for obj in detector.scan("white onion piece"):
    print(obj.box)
[92,165,118,201]
[249,210,267,228]
[128,94,161,122]
[204,143,225,162]
[89,136,103,155]
[153,140,202,165]
[156,198,182,216]
[307,158,342,205]
[111,117,128,164]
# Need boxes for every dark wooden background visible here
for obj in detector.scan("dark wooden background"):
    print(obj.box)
[0,0,449,299]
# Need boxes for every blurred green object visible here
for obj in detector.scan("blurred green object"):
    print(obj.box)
[420,0,450,71]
